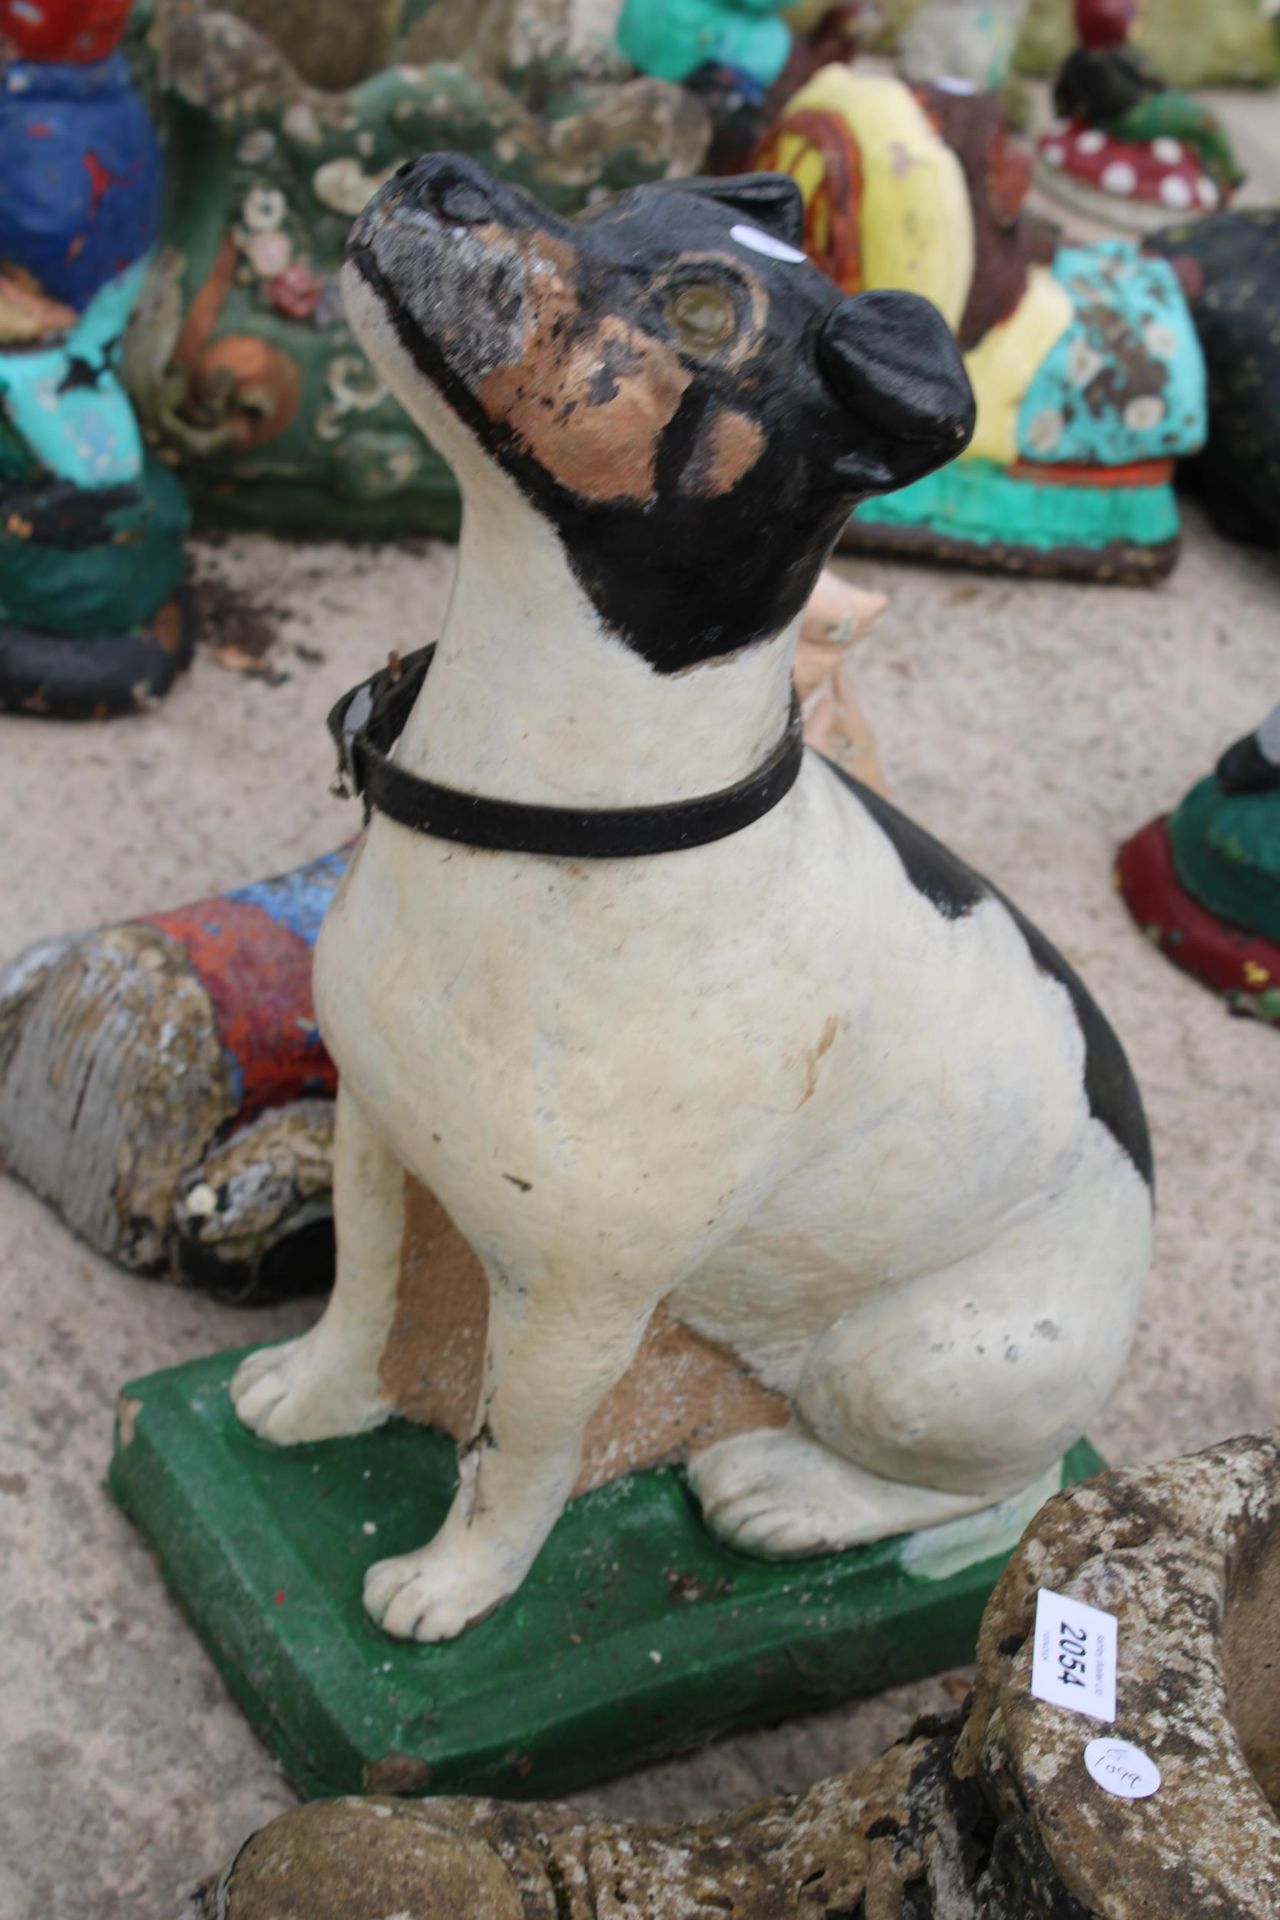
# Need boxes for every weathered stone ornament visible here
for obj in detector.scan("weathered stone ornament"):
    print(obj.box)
[1117,704,1280,1026]
[1148,207,1280,547]
[0,848,346,1292]
[1015,0,1280,91]
[756,66,1208,579]
[1034,0,1244,230]
[0,0,192,715]
[174,1434,1280,1916]
[125,0,710,538]
[897,0,1032,92]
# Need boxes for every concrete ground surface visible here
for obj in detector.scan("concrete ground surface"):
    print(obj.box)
[3,55,1280,1920]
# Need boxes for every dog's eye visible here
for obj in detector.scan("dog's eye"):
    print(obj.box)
[664,283,737,355]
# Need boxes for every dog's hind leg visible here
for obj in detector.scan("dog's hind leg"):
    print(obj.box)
[689,1160,1150,1557]
[231,1084,403,1443]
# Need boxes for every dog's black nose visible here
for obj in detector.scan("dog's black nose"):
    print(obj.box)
[819,289,976,494]
[395,153,496,227]
[822,290,975,450]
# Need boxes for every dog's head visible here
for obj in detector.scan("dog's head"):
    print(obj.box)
[344,154,974,672]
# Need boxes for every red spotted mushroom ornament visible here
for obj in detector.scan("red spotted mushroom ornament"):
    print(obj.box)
[1036,122,1222,230]
[1034,0,1243,232]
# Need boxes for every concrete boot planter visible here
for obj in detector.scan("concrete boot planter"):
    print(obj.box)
[175,1432,1280,1917]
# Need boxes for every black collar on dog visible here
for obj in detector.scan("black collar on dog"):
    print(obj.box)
[327,645,805,858]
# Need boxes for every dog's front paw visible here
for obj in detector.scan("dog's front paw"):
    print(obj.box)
[363,1538,518,1643]
[230,1334,388,1445]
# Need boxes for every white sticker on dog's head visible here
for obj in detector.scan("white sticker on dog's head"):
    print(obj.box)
[730,223,807,265]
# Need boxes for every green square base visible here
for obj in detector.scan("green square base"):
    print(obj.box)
[110,1345,1103,1801]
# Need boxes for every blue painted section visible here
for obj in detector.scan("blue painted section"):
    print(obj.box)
[0,259,147,484]
[227,850,352,948]
[1019,243,1207,467]
[617,0,791,86]
[0,52,161,311]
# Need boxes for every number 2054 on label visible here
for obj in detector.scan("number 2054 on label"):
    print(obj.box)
[1030,1587,1117,1723]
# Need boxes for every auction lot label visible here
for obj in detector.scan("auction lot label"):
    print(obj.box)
[1030,1588,1117,1722]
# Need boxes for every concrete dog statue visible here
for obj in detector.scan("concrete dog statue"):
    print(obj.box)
[231,155,1153,1644]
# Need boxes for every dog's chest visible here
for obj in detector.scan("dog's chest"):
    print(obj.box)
[313,769,1092,1235]
[314,804,827,1168]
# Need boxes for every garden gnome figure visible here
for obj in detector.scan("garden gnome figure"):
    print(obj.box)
[0,0,191,714]
[759,67,1207,578]
[1037,0,1243,226]
[1218,703,1280,796]
[1117,701,1280,1025]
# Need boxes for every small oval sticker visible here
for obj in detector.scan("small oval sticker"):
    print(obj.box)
[730,223,807,265]
[1084,1738,1161,1799]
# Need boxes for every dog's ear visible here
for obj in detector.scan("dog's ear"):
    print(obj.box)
[676,173,806,250]
[818,289,976,495]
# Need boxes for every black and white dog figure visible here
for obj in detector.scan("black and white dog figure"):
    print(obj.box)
[231,156,1153,1643]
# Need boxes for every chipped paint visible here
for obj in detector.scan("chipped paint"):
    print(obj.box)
[0,848,349,1273]
[899,1459,1064,1580]
[116,1393,143,1448]
[1117,806,1280,1025]
[173,1098,336,1290]
[847,451,1182,576]
[480,308,692,506]
[0,923,233,1269]
[1019,243,1206,468]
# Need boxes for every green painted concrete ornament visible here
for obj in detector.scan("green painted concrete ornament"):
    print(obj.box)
[111,1343,1104,1798]
[124,0,710,537]
[616,0,795,87]
[1118,706,1280,1026]
[0,0,193,715]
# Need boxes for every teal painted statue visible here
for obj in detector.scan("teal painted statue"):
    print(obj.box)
[616,0,795,86]
[614,0,862,176]
[0,0,191,715]
[1118,705,1280,1026]
[759,67,1207,581]
[123,0,710,538]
